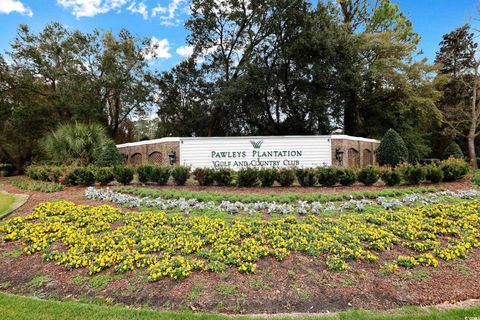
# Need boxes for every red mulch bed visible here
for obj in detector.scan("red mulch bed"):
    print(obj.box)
[0,177,479,314]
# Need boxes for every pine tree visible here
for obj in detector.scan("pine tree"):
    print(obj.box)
[376,129,409,166]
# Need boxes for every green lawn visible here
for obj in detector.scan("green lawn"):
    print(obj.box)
[1,292,480,320]
[0,191,15,217]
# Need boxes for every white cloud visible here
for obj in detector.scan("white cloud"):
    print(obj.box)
[127,1,148,19]
[154,0,186,26]
[0,0,33,17]
[144,36,172,60]
[176,45,193,58]
[151,4,166,17]
[56,0,130,18]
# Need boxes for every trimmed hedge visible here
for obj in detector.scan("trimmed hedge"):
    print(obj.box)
[381,169,401,186]
[318,167,339,187]
[113,166,134,185]
[171,166,190,186]
[237,167,259,187]
[295,168,317,187]
[259,168,277,187]
[358,166,379,186]
[277,168,295,187]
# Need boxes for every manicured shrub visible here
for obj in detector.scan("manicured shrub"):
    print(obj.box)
[358,166,380,186]
[426,165,444,184]
[317,167,339,187]
[65,167,95,186]
[113,166,134,185]
[381,169,401,186]
[137,165,154,184]
[403,164,426,185]
[295,168,317,187]
[94,167,114,186]
[277,168,295,187]
[443,142,464,159]
[237,167,259,187]
[151,166,171,185]
[376,129,408,166]
[95,140,124,167]
[258,168,277,187]
[212,168,234,186]
[440,158,469,182]
[171,166,190,186]
[337,168,357,186]
[26,165,50,181]
[193,168,214,186]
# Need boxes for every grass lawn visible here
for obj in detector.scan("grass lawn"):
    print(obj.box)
[0,191,15,217]
[1,292,480,320]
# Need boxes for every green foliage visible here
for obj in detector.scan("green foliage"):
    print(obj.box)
[237,167,258,187]
[65,167,95,186]
[42,122,108,166]
[94,167,114,186]
[95,141,124,167]
[295,168,317,187]
[358,166,380,186]
[426,165,444,184]
[137,165,155,184]
[258,168,277,187]
[277,169,295,187]
[317,167,339,187]
[193,168,214,186]
[440,158,469,182]
[212,168,234,186]
[113,166,134,185]
[376,129,409,166]
[171,166,190,186]
[403,164,426,185]
[337,168,357,186]
[0,164,16,177]
[472,170,480,186]
[151,166,171,185]
[381,169,401,186]
[443,142,464,159]
[10,179,64,193]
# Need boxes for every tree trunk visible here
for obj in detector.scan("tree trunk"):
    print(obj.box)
[468,129,477,169]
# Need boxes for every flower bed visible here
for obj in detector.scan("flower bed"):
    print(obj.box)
[86,186,480,215]
[1,200,480,280]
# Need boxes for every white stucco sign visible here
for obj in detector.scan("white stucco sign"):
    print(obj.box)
[179,136,332,169]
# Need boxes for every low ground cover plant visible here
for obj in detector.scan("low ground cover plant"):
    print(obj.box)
[10,179,64,193]
[2,199,480,281]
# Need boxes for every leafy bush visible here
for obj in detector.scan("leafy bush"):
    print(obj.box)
[440,158,469,182]
[426,165,444,184]
[212,168,234,186]
[358,166,380,186]
[337,168,357,186]
[151,166,171,185]
[65,167,95,186]
[42,122,108,166]
[94,167,114,186]
[26,165,50,181]
[381,169,401,186]
[237,167,258,187]
[295,168,317,187]
[193,168,214,186]
[113,166,134,185]
[317,167,339,187]
[171,166,190,186]
[376,129,408,166]
[403,164,426,185]
[137,165,155,184]
[472,170,480,186]
[258,168,277,187]
[95,140,124,167]
[443,142,464,159]
[0,164,16,177]
[277,168,295,187]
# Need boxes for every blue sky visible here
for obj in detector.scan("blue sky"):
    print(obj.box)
[0,0,478,70]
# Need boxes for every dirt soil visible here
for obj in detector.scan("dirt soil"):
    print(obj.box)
[0,178,480,314]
